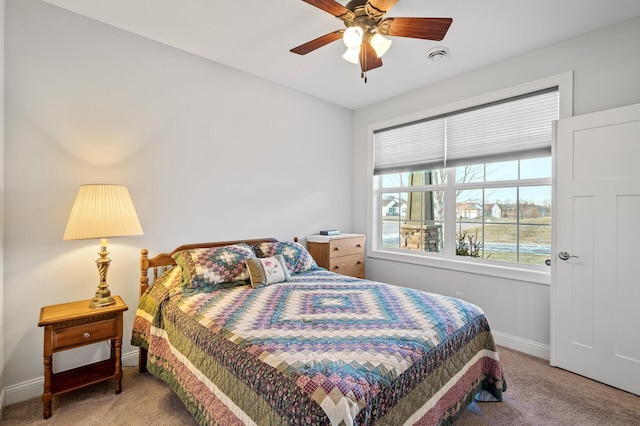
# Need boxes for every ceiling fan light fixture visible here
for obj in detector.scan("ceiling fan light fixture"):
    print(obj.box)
[370,33,392,58]
[343,26,364,48]
[342,46,361,64]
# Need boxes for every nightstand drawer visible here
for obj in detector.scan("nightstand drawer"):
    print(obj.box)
[52,318,116,351]
[328,254,365,278]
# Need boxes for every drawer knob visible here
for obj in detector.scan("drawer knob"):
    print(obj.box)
[334,247,340,251]
[357,261,362,264]
[83,331,91,339]
[334,265,340,270]
[357,244,362,248]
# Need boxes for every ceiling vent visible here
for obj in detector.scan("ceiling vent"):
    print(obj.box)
[427,46,449,62]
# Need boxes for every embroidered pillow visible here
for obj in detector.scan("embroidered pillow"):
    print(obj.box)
[253,241,317,275]
[172,243,256,294]
[246,255,291,288]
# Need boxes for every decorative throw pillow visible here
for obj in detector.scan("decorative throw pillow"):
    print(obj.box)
[246,254,291,288]
[172,243,256,294]
[253,241,317,275]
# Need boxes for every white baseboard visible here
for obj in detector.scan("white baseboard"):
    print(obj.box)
[122,350,139,368]
[0,387,6,420]
[4,350,139,406]
[492,330,550,360]
[4,376,41,406]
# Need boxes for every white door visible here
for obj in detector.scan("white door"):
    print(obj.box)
[551,102,640,396]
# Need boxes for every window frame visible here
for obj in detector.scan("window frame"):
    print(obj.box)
[366,72,574,285]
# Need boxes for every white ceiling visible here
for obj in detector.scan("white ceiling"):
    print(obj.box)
[41,0,640,110]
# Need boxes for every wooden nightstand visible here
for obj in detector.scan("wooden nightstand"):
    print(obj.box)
[37,296,128,419]
[307,234,365,278]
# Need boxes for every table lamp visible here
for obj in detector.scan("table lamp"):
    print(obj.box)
[63,184,143,308]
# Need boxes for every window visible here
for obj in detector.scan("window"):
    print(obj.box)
[380,159,552,266]
[370,79,567,283]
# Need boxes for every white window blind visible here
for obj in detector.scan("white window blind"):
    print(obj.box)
[374,88,559,175]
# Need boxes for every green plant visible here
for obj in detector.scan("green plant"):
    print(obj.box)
[456,229,483,257]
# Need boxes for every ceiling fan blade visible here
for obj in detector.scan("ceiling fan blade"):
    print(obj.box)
[378,17,453,40]
[360,41,383,73]
[290,30,344,55]
[301,0,355,20]
[365,0,399,18]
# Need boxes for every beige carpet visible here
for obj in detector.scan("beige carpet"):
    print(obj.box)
[2,347,639,425]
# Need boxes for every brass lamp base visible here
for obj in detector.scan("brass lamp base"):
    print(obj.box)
[90,241,116,309]
[90,292,115,308]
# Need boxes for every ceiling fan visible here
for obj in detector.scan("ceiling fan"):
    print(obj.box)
[290,0,453,82]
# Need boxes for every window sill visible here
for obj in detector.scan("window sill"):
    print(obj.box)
[369,248,551,285]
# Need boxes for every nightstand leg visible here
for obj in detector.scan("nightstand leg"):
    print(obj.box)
[114,338,123,394]
[43,355,52,419]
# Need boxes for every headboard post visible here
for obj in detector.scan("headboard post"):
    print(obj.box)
[140,249,149,296]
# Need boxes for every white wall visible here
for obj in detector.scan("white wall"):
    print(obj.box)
[0,0,6,414]
[3,0,353,403]
[352,17,640,357]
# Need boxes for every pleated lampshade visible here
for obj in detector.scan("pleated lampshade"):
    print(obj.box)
[63,184,143,241]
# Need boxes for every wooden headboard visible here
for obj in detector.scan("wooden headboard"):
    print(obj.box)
[138,237,279,296]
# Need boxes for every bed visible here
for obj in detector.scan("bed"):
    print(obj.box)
[131,238,505,425]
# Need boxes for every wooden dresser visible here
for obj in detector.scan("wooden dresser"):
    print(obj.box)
[307,234,365,278]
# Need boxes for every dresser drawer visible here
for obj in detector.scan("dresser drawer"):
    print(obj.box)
[52,318,117,351]
[328,236,365,258]
[328,254,365,278]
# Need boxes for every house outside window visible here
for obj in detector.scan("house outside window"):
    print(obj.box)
[371,84,561,279]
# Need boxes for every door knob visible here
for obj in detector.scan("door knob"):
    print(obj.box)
[558,251,579,260]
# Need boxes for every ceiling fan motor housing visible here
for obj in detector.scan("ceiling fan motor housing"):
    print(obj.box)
[346,0,383,34]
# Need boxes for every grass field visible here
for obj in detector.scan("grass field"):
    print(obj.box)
[458,217,551,265]
[458,216,551,244]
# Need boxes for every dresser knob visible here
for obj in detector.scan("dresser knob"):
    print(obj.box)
[83,331,91,339]
[334,247,340,251]
[334,265,340,270]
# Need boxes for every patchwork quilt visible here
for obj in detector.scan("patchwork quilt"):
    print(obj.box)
[132,268,505,425]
